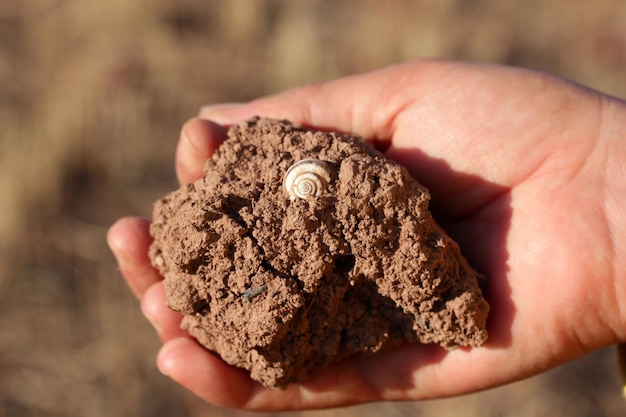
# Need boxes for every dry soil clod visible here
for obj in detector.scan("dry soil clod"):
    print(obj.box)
[149,117,490,388]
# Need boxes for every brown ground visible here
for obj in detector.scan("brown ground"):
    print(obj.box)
[1,1,625,416]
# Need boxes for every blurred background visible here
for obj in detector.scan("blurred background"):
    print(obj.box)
[1,0,626,416]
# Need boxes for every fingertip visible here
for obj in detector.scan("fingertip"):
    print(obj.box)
[176,118,228,185]
[156,337,253,408]
[157,337,191,377]
[107,217,150,264]
[141,283,166,335]
[141,282,185,341]
[184,117,228,156]
[106,218,126,258]
[106,217,162,299]
[107,217,133,251]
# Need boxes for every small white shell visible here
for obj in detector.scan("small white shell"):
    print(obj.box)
[283,159,332,200]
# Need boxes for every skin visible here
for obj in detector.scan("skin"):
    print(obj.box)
[107,60,626,410]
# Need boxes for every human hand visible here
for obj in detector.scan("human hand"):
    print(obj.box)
[108,60,626,410]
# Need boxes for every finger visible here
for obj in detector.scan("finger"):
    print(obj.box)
[154,320,532,411]
[141,282,186,342]
[175,118,228,185]
[155,336,369,410]
[155,337,370,410]
[107,217,162,299]
[154,339,452,410]
[154,340,387,410]
[197,62,435,149]
[155,322,532,411]
[157,338,254,409]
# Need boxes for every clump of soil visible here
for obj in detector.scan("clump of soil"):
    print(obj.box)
[149,117,489,388]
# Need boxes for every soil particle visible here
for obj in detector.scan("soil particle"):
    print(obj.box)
[149,117,489,388]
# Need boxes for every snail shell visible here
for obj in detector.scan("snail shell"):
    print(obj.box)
[283,159,332,200]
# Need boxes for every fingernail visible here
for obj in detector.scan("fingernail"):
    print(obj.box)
[198,103,245,124]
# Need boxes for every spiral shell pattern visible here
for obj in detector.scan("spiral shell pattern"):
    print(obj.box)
[283,159,332,200]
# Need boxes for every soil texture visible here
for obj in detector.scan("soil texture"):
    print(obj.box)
[149,117,489,388]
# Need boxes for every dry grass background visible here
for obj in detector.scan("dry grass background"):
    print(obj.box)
[1,1,626,416]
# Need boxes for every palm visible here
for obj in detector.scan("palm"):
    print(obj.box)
[108,61,621,410]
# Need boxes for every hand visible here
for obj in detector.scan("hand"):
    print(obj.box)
[108,60,626,410]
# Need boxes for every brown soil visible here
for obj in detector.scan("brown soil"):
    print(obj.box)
[149,117,489,388]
